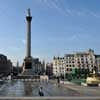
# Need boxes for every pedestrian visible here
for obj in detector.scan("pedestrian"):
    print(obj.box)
[57,77,60,84]
[57,77,60,87]
[38,86,44,96]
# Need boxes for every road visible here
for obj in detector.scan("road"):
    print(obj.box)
[0,80,100,97]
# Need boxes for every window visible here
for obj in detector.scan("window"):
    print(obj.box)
[66,65,68,67]
[78,61,80,63]
[67,68,69,71]
[91,65,93,67]
[81,61,84,63]
[69,61,71,63]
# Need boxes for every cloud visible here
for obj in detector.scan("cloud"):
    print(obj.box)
[22,39,26,45]
[38,0,100,18]
[50,0,69,16]
[89,11,100,18]
[38,0,53,8]
[68,35,78,41]
[67,33,92,41]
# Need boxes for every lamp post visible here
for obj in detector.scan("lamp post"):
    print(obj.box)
[11,66,13,80]
[16,61,19,75]
[63,62,66,84]
[64,67,66,84]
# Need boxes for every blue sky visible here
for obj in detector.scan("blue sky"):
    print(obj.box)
[0,0,100,65]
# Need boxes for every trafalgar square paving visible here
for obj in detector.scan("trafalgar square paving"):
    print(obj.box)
[0,79,100,97]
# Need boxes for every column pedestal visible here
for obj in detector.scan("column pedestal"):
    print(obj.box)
[22,57,34,75]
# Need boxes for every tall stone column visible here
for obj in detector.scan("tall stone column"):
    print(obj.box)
[26,8,32,57]
[23,9,33,70]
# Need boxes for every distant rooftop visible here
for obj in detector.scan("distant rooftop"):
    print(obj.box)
[64,54,74,57]
[95,55,100,58]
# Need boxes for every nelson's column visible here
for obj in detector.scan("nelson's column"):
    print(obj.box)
[22,9,33,74]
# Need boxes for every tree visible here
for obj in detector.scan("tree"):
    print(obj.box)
[67,73,72,81]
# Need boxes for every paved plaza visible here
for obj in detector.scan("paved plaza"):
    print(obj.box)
[0,80,100,97]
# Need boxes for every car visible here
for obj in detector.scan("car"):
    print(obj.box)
[86,73,100,86]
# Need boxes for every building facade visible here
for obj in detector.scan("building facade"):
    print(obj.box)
[95,55,100,73]
[46,63,53,78]
[0,54,12,77]
[53,49,100,77]
[53,57,65,77]
[33,58,45,75]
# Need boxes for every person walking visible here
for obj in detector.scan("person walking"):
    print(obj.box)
[57,77,60,87]
[57,77,60,83]
[38,86,44,96]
